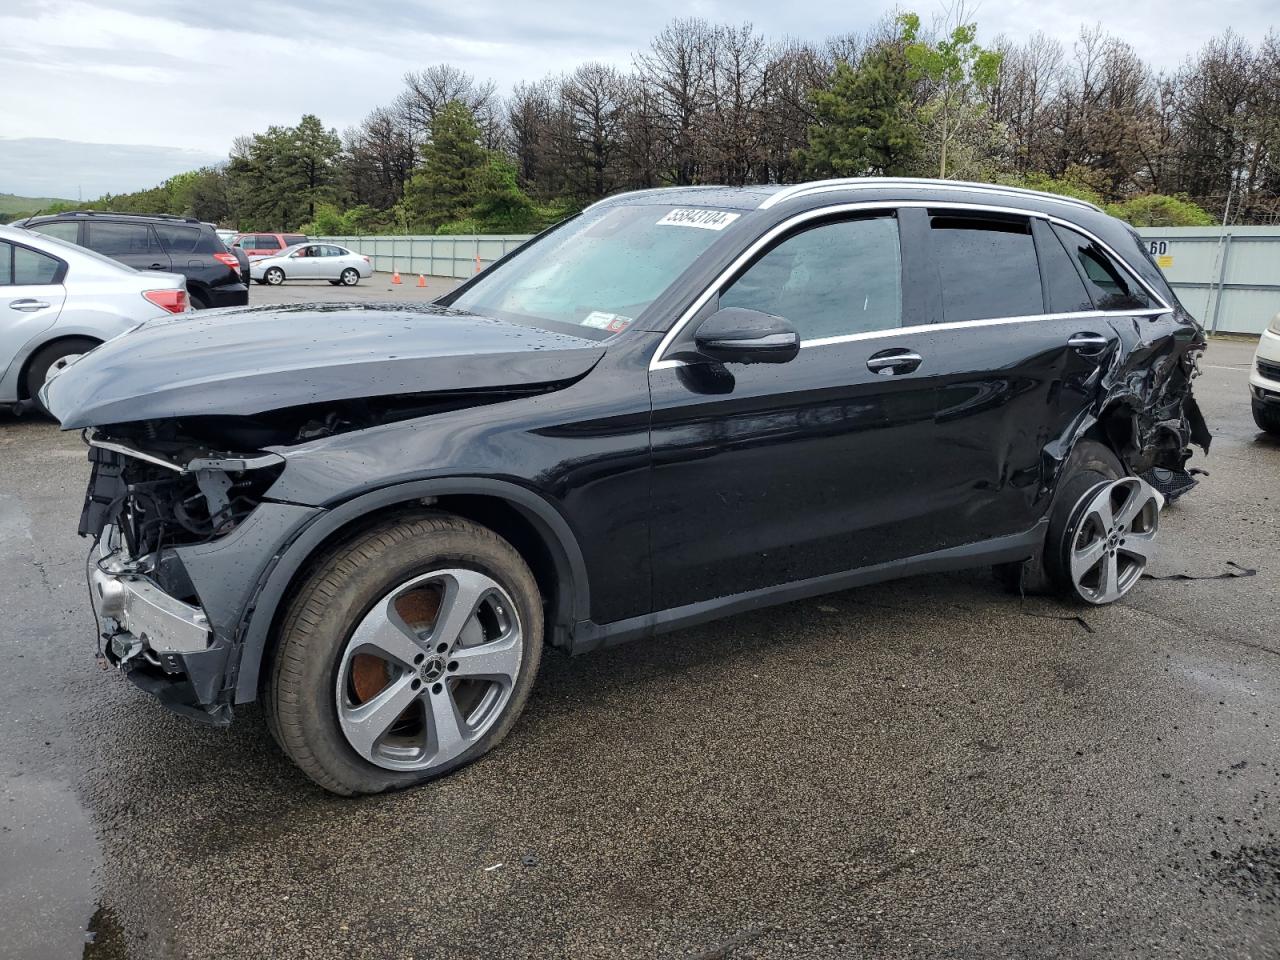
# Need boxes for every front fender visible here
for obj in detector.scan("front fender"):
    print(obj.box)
[227,476,591,704]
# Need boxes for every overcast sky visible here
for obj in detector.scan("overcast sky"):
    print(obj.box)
[0,0,1273,197]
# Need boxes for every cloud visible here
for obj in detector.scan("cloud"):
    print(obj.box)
[0,138,222,198]
[0,0,1274,197]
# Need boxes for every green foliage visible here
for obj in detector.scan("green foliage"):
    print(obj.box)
[403,101,488,229]
[798,44,919,177]
[467,155,541,232]
[998,171,1108,207]
[899,11,1003,178]
[228,114,341,230]
[1107,193,1215,227]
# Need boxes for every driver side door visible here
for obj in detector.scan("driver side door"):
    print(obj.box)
[647,211,946,610]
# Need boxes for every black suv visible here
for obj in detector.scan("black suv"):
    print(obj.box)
[19,211,248,309]
[44,179,1209,795]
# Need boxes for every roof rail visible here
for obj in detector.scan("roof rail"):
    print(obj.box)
[758,177,1103,213]
[28,210,203,223]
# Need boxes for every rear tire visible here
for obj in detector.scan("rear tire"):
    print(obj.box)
[994,440,1125,597]
[1252,399,1280,436]
[340,268,359,286]
[266,513,543,795]
[23,337,100,415]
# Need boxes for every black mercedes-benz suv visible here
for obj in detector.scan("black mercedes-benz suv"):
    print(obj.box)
[44,178,1209,795]
[18,211,248,309]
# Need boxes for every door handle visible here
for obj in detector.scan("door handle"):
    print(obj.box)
[1067,332,1109,355]
[866,348,923,376]
[148,263,166,270]
[9,299,49,312]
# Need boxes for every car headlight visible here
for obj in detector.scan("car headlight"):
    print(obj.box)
[1269,313,1280,336]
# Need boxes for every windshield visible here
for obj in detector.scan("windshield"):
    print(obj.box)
[448,204,742,334]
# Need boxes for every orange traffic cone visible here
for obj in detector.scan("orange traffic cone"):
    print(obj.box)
[417,274,426,287]
[474,254,482,274]
[391,270,402,284]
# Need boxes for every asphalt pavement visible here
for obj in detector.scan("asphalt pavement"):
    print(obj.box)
[0,314,1276,959]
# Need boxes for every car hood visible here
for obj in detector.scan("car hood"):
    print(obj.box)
[44,302,607,429]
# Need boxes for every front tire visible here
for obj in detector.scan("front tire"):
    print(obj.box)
[340,268,360,286]
[266,513,543,795]
[264,267,285,285]
[1252,398,1280,435]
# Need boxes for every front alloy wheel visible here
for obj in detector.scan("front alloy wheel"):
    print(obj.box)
[264,267,285,285]
[1065,477,1162,604]
[336,569,523,771]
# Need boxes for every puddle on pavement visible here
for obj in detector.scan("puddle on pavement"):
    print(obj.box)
[0,772,104,960]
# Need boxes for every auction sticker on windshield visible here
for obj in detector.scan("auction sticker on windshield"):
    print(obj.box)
[657,208,741,230]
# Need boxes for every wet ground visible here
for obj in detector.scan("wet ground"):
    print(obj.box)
[0,331,1276,960]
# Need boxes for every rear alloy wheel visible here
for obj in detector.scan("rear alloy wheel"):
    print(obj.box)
[1252,398,1280,436]
[23,337,99,415]
[267,513,543,795]
[1061,476,1163,605]
[340,268,360,286]
[264,267,285,285]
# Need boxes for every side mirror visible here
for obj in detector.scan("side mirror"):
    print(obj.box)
[692,307,800,365]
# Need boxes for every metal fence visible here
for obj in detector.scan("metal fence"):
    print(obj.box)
[1136,226,1279,335]
[314,234,533,279]
[319,227,1279,335]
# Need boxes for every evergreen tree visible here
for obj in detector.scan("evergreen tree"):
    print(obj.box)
[798,44,919,177]
[403,101,487,228]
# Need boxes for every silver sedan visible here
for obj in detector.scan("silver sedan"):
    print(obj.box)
[250,243,373,287]
[0,224,188,411]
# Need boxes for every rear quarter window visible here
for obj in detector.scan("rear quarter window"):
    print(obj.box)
[153,224,203,254]
[1052,224,1153,311]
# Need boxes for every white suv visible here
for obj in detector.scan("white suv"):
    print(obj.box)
[1251,312,1280,435]
[0,224,189,413]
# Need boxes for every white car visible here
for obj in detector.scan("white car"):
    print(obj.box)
[1250,312,1280,435]
[0,224,189,412]
[249,243,373,287]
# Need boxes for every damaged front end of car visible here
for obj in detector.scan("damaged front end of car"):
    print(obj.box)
[80,429,288,723]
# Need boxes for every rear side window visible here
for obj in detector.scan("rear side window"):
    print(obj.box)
[929,214,1043,323]
[153,223,207,254]
[28,221,79,243]
[256,235,282,250]
[1052,225,1152,311]
[87,221,161,257]
[720,215,902,340]
[0,241,62,285]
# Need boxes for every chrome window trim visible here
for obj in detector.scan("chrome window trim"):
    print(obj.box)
[758,177,1102,213]
[649,199,1170,372]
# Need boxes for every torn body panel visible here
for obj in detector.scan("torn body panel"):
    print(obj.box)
[1041,308,1207,506]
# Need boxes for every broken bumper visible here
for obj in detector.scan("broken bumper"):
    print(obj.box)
[91,535,212,667]
[91,530,234,723]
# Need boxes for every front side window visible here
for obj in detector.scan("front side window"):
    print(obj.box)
[86,221,160,257]
[719,215,902,340]
[28,221,79,243]
[930,214,1043,323]
[449,204,738,334]
[1052,225,1152,311]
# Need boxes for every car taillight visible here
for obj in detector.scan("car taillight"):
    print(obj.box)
[213,252,239,270]
[143,289,188,314]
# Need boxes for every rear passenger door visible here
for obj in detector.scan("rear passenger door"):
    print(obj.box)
[86,221,171,272]
[918,208,1122,548]
[0,240,67,387]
